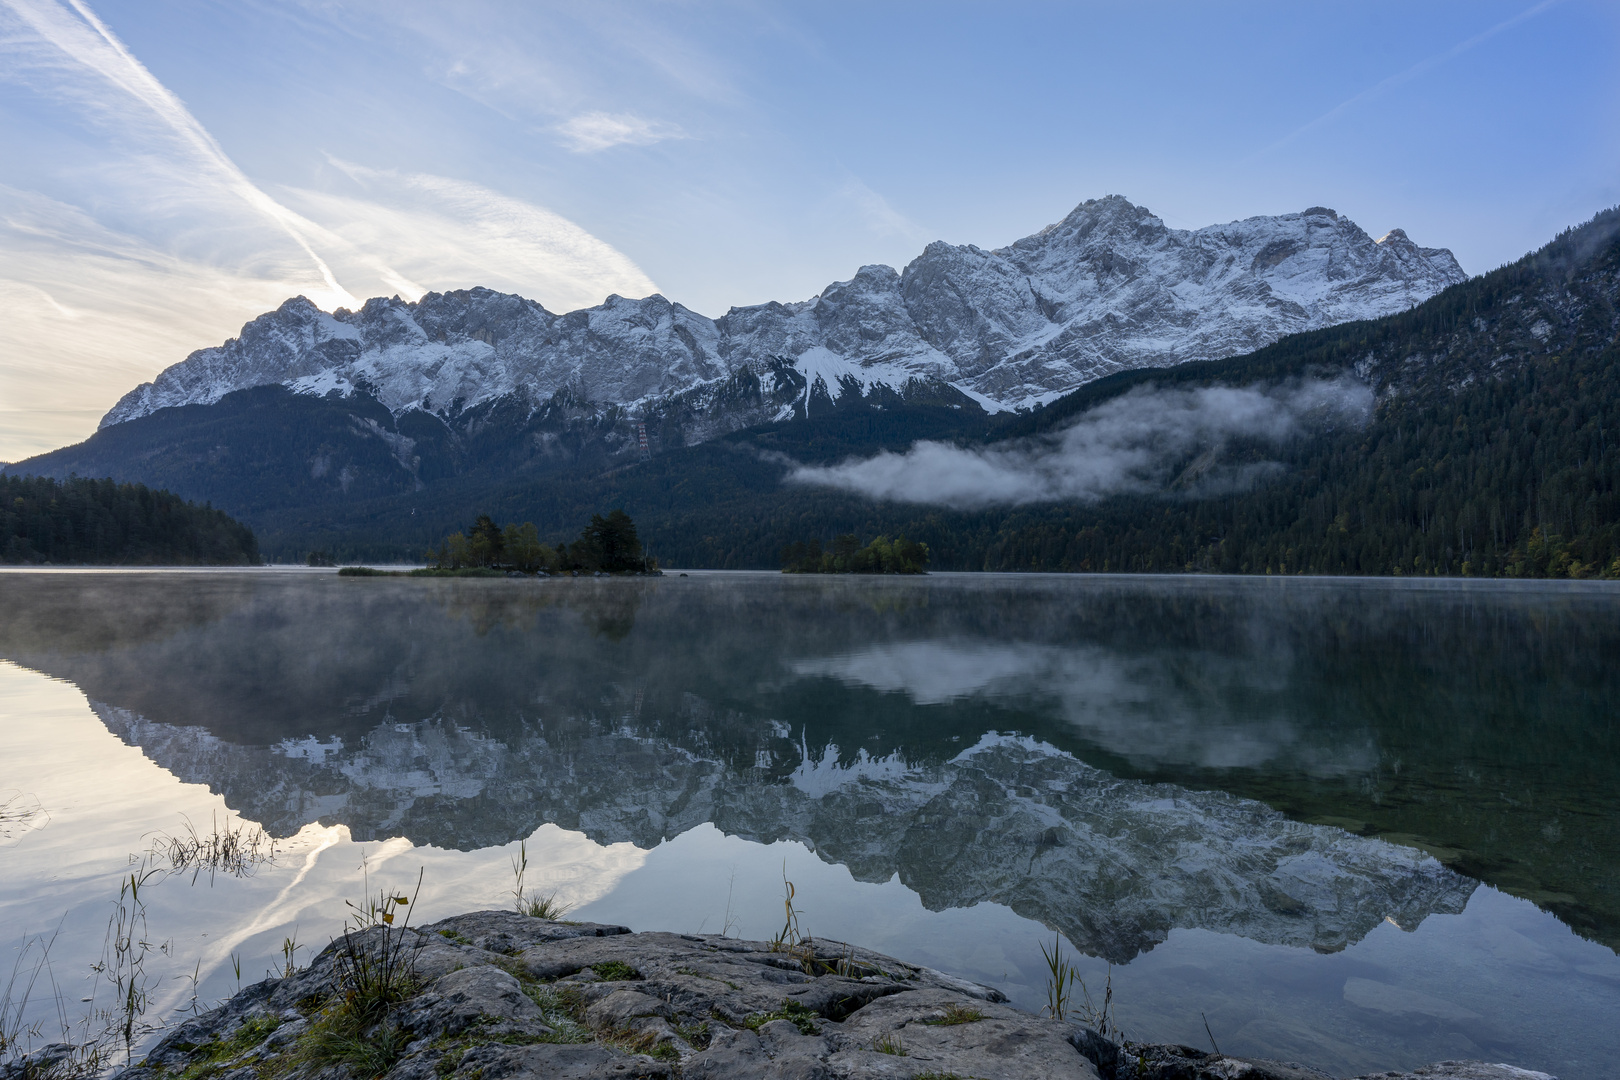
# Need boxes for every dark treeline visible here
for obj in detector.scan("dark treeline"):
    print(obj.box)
[975,356,1620,576]
[780,533,930,574]
[975,213,1620,577]
[1,474,260,565]
[581,208,1620,577]
[429,509,655,573]
[98,206,1619,579]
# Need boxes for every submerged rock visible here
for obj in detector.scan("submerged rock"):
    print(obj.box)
[110,911,1555,1080]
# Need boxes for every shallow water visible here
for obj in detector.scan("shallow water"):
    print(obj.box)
[1,570,1616,1078]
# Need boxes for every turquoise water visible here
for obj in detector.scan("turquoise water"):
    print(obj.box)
[1,570,1616,1077]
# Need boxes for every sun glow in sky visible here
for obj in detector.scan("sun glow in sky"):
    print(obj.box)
[0,0,1616,462]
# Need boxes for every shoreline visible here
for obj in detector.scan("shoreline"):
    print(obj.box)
[35,911,1557,1080]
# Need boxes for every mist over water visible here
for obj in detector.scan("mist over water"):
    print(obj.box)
[1,571,1618,1078]
[789,376,1373,508]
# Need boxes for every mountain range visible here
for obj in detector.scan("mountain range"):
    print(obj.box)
[98,195,1463,430]
[8,197,1617,580]
[5,195,1474,559]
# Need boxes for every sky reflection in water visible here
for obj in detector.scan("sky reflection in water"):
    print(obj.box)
[0,570,1617,1079]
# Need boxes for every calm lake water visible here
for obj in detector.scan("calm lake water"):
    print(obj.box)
[1,570,1617,1078]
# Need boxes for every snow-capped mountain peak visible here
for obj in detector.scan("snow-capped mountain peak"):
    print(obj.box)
[99,196,1465,431]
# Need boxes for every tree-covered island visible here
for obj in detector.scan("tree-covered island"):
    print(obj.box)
[780,534,930,574]
[418,509,657,575]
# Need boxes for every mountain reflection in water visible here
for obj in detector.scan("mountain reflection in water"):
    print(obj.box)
[1,571,1615,956]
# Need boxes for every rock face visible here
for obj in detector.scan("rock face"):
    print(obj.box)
[118,911,1097,1080]
[99,197,1464,432]
[103,912,1553,1080]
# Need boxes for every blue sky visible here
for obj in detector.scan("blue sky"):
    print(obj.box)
[1,0,1616,460]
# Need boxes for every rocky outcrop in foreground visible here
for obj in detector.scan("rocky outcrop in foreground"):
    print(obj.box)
[85,912,1552,1080]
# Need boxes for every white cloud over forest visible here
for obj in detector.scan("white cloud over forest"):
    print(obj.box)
[789,378,1374,509]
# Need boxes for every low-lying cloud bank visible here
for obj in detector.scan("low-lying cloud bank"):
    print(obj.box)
[787,376,1373,510]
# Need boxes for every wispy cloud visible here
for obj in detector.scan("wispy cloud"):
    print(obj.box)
[0,187,312,461]
[835,178,932,244]
[1,0,365,309]
[789,377,1372,509]
[1250,0,1562,161]
[795,640,1375,773]
[290,162,659,312]
[555,111,687,153]
[0,0,664,458]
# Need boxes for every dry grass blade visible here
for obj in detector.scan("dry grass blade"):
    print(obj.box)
[767,864,821,973]
[1074,963,1124,1046]
[149,812,276,884]
[1040,932,1078,1022]
[335,866,425,1027]
[872,1032,907,1056]
[510,840,572,921]
[1,929,67,1062]
[0,791,49,845]
[89,862,164,1064]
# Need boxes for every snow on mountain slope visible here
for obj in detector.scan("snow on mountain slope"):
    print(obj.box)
[100,196,1465,430]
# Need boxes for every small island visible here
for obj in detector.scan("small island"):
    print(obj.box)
[780,534,930,574]
[336,510,660,577]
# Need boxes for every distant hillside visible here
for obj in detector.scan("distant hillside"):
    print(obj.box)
[965,205,1620,577]
[0,474,260,566]
[8,207,1613,576]
[207,207,1618,578]
[9,195,1463,542]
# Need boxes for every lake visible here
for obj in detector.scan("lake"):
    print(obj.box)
[1,570,1616,1078]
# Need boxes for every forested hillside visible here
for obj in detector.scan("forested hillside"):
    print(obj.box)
[239,208,1619,577]
[10,208,1616,577]
[969,206,1620,576]
[0,475,260,565]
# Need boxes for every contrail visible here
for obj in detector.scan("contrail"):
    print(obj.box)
[1248,0,1562,161]
[5,0,378,306]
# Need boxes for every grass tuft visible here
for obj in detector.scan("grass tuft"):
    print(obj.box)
[303,1017,410,1077]
[743,998,820,1036]
[1040,933,1077,1022]
[598,1026,675,1059]
[519,985,591,1044]
[510,841,572,921]
[872,1032,907,1056]
[168,1016,281,1080]
[922,1002,984,1026]
[333,868,424,1028]
[519,895,570,920]
[589,961,641,982]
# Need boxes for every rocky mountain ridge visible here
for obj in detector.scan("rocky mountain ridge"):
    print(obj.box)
[101,196,1465,435]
